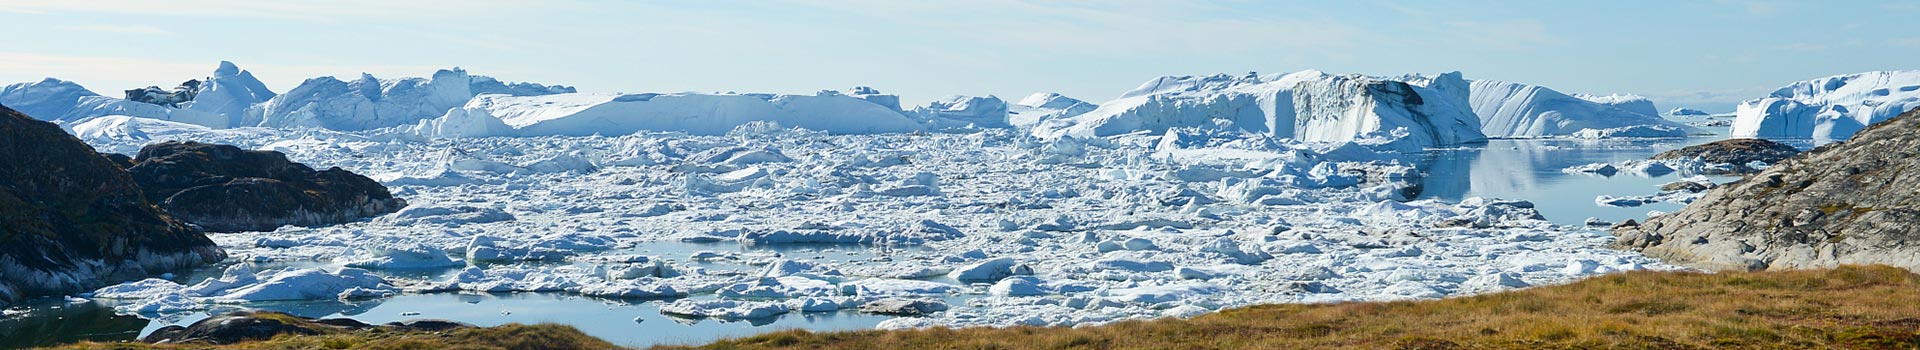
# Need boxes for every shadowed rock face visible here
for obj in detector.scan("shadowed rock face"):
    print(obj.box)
[127,141,406,232]
[1615,107,1920,271]
[1650,138,1801,174]
[0,104,224,305]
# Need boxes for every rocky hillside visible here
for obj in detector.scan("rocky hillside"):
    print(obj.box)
[127,141,406,232]
[0,105,224,305]
[1615,107,1920,271]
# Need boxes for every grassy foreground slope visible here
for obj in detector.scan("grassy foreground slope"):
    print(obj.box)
[44,266,1920,349]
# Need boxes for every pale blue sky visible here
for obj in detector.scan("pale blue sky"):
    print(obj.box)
[3,0,1916,111]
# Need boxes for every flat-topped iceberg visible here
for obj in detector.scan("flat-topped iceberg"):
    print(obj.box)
[1731,70,1920,141]
[412,90,925,137]
[1031,70,1486,150]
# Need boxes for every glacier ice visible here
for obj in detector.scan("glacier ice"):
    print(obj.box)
[1731,70,1920,141]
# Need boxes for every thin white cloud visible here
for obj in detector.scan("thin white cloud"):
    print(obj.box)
[0,4,51,14]
[59,24,170,35]
[1893,38,1920,47]
[769,0,1370,58]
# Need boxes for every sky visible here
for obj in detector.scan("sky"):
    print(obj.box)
[2,0,1917,111]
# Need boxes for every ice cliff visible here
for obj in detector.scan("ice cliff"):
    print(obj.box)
[1730,70,1920,141]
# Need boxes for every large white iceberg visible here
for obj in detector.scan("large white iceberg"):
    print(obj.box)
[253,68,573,131]
[1030,71,1486,149]
[1467,80,1692,138]
[178,61,278,127]
[1731,70,1920,141]
[0,77,226,127]
[413,90,926,137]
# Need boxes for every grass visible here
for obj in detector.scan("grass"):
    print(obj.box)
[41,266,1920,350]
[44,323,615,350]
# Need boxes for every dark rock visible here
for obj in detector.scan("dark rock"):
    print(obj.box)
[123,79,200,108]
[1650,138,1801,174]
[1660,181,1710,193]
[140,310,475,345]
[126,141,406,232]
[1615,107,1920,271]
[858,298,949,316]
[386,319,476,332]
[0,104,223,306]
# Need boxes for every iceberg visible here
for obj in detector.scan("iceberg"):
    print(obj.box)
[1009,92,1097,128]
[0,78,97,121]
[1031,70,1486,149]
[1730,70,1920,141]
[1667,107,1710,116]
[253,68,572,130]
[915,95,1010,129]
[177,61,277,127]
[1466,80,1692,138]
[412,90,925,137]
[0,77,226,126]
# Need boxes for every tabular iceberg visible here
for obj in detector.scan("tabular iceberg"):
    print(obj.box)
[413,90,926,137]
[1031,71,1486,150]
[1730,70,1920,141]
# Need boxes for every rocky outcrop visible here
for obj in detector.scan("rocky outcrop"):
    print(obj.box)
[127,141,406,232]
[0,105,224,305]
[142,311,473,345]
[1614,107,1920,271]
[1650,138,1801,173]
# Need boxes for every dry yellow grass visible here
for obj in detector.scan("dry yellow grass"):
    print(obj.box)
[661,265,1920,350]
[41,266,1920,350]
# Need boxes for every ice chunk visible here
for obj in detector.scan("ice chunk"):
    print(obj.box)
[659,299,791,319]
[949,258,1028,283]
[209,268,395,302]
[337,244,463,270]
[988,276,1047,297]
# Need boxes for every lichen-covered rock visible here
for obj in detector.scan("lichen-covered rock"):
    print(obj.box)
[127,141,406,232]
[1615,107,1920,271]
[1649,138,1801,173]
[0,104,223,305]
[141,310,473,345]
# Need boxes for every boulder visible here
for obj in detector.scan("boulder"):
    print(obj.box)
[1650,138,1801,173]
[857,298,949,316]
[1615,107,1920,271]
[127,141,405,232]
[0,104,223,306]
